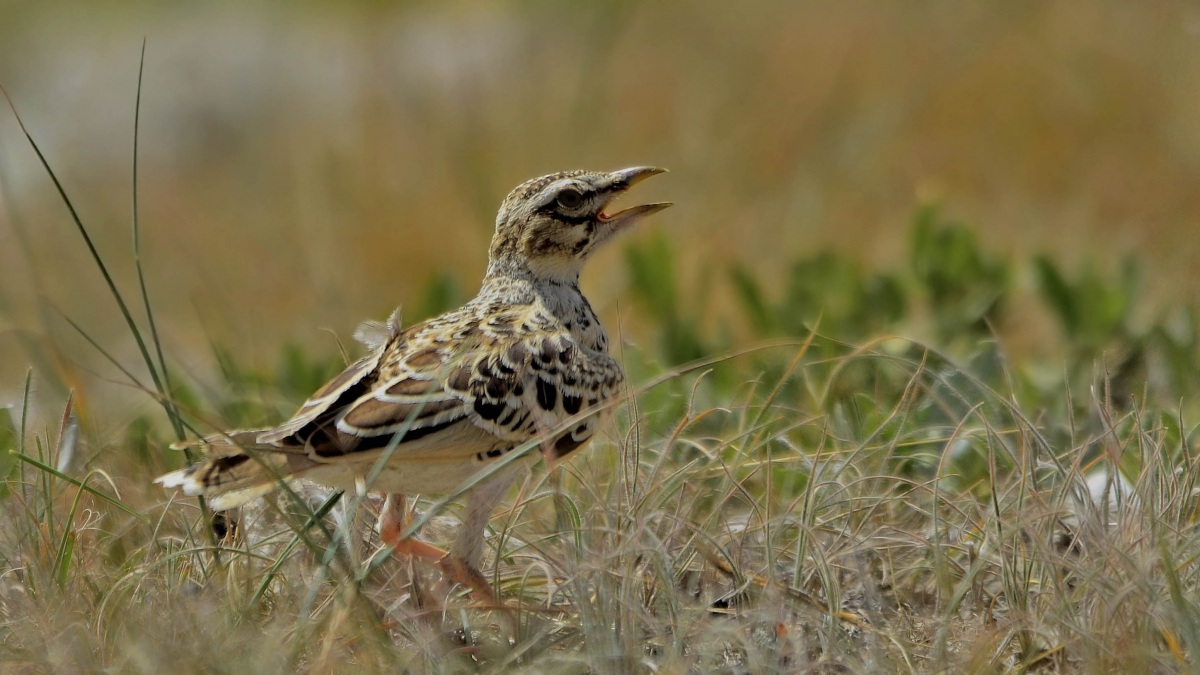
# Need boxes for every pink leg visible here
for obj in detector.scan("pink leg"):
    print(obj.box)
[378,493,497,601]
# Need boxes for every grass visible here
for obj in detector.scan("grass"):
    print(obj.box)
[3,4,1200,671]
[3,176,1199,675]
[4,1,1200,391]
[3,331,1198,672]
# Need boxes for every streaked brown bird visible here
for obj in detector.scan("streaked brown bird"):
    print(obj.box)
[157,167,670,597]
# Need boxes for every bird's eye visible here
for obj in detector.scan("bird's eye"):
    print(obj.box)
[556,189,584,210]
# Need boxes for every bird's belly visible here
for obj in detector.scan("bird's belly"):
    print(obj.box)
[307,452,537,495]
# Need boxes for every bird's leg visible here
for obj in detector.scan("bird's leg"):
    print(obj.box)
[449,471,515,569]
[378,493,497,602]
[378,493,450,565]
[445,471,517,600]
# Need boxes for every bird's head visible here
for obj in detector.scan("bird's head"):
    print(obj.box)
[487,167,670,284]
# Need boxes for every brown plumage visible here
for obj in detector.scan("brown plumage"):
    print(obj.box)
[157,166,670,595]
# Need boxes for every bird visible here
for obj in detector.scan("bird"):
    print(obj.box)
[156,166,670,598]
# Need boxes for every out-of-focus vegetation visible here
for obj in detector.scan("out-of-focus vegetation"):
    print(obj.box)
[2,2,1200,672]
[3,0,1200,412]
[7,201,1200,671]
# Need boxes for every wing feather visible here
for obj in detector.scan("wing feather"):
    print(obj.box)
[237,304,622,466]
[256,350,382,444]
[159,300,627,507]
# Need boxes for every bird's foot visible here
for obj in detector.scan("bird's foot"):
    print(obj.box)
[378,494,502,607]
[435,554,498,604]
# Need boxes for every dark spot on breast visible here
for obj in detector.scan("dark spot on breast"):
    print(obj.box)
[563,394,582,415]
[485,378,509,399]
[536,378,557,411]
[499,407,516,426]
[552,433,587,459]
[505,344,528,365]
[474,398,505,421]
[513,382,524,397]
[558,343,575,363]
[486,447,504,458]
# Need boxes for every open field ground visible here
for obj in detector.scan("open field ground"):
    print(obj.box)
[2,2,1199,672]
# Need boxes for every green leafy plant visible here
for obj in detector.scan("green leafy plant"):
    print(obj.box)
[624,231,710,365]
[1034,254,1138,354]
[910,204,1009,343]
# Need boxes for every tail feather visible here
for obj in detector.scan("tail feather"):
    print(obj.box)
[168,429,262,455]
[156,430,295,510]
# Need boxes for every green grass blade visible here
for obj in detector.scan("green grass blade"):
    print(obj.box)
[0,85,170,427]
[54,531,75,588]
[130,40,185,442]
[55,307,148,391]
[51,472,95,588]
[11,451,147,522]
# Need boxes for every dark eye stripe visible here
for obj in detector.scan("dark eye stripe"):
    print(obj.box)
[554,213,595,225]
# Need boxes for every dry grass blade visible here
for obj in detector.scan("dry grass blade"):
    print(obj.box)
[693,522,873,631]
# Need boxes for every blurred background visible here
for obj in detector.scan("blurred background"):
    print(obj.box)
[1,0,1199,424]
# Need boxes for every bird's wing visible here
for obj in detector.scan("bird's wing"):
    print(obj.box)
[259,305,623,464]
[255,309,406,446]
[255,349,385,445]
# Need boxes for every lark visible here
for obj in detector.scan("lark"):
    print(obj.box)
[157,166,670,597]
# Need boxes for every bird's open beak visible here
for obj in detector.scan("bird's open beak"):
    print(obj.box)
[596,167,671,228]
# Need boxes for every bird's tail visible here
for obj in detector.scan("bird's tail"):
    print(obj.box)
[155,430,293,510]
